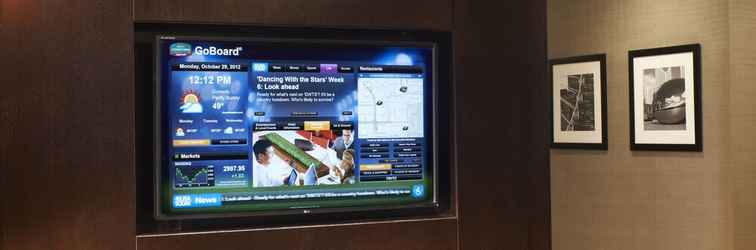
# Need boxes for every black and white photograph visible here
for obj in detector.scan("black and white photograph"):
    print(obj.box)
[560,73,595,132]
[629,44,702,151]
[643,66,687,131]
[550,54,607,149]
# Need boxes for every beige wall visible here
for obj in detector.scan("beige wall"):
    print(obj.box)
[729,1,756,249]
[548,0,756,249]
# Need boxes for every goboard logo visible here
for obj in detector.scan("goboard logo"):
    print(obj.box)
[169,43,192,56]
[193,46,243,56]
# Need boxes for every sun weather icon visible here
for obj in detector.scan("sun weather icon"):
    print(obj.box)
[180,90,203,114]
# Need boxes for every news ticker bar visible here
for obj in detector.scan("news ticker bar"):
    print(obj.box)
[172,185,426,209]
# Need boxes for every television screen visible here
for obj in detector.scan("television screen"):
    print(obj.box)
[154,35,440,219]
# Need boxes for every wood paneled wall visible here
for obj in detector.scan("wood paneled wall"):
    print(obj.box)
[134,0,453,31]
[0,0,550,249]
[454,0,550,249]
[138,218,458,250]
[0,0,136,250]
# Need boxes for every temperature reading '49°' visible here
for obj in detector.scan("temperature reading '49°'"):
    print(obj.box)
[189,75,232,85]
[212,102,224,110]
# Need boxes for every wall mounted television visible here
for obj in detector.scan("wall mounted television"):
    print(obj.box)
[144,24,453,221]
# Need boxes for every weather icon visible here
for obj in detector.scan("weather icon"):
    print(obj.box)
[180,90,203,114]
[224,126,234,134]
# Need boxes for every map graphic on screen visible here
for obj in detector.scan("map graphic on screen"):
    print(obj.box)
[156,36,437,218]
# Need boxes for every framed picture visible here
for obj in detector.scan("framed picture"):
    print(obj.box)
[549,54,608,149]
[628,44,702,151]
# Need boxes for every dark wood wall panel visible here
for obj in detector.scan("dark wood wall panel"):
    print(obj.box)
[454,0,550,249]
[1,0,551,249]
[138,218,457,250]
[134,0,453,31]
[0,1,135,250]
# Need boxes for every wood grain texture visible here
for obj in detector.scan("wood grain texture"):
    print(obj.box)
[0,3,7,247]
[137,218,458,250]
[729,1,756,249]
[0,0,553,249]
[549,0,731,249]
[0,0,135,250]
[455,1,550,249]
[134,0,453,31]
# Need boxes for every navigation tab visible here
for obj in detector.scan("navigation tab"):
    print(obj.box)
[254,122,278,131]
[395,142,422,147]
[304,121,330,131]
[357,65,423,74]
[286,65,303,72]
[280,122,304,130]
[360,164,392,171]
[393,163,422,169]
[359,175,421,182]
[363,143,389,148]
[395,147,422,152]
[361,170,390,176]
[361,153,389,159]
[338,66,354,73]
[269,64,285,72]
[320,64,338,73]
[361,147,389,153]
[393,169,422,175]
[331,122,353,130]
[173,139,211,147]
[380,159,404,163]
[210,139,248,145]
[304,65,320,72]
[394,153,421,158]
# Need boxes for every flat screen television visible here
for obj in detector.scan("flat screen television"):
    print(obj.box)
[151,28,451,220]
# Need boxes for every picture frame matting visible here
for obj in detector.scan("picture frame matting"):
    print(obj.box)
[628,44,702,151]
[549,54,608,150]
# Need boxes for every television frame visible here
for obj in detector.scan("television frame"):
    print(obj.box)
[139,23,454,224]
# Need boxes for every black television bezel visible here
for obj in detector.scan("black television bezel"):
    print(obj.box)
[142,23,453,223]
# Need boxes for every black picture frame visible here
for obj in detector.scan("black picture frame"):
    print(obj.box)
[628,44,702,151]
[549,54,608,150]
